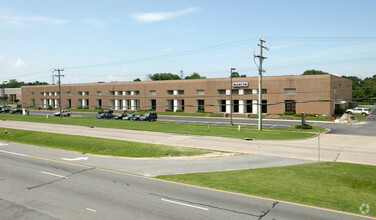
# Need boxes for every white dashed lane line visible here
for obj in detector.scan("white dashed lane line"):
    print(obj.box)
[161,199,209,211]
[41,171,67,179]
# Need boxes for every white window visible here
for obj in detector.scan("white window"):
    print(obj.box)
[196,90,204,95]
[284,88,296,95]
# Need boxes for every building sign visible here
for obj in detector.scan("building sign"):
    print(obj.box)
[233,82,248,87]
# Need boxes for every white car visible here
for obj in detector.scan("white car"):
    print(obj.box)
[54,110,72,117]
[346,107,371,115]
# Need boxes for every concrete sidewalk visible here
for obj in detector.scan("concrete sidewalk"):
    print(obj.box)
[1,120,375,166]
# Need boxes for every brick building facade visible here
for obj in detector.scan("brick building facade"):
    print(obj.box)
[21,74,352,116]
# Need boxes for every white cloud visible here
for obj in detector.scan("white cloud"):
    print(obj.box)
[131,7,199,23]
[80,19,106,28]
[107,74,117,81]
[0,12,69,28]
[121,68,129,72]
[10,58,26,67]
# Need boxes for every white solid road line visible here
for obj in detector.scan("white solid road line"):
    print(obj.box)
[161,199,209,211]
[0,143,9,146]
[0,149,28,157]
[86,208,97,212]
[41,171,67,179]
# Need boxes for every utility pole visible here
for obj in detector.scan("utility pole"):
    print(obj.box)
[254,39,269,131]
[52,72,55,85]
[54,69,64,118]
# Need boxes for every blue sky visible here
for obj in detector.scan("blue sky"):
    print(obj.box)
[1,0,376,84]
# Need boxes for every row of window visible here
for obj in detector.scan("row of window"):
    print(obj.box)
[35,88,297,97]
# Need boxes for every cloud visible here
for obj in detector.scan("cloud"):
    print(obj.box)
[80,19,106,28]
[131,7,199,23]
[121,68,129,72]
[10,58,26,67]
[107,74,117,81]
[0,12,69,28]
[0,8,105,29]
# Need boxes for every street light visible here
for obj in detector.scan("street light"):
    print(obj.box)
[230,68,235,126]
[2,81,7,106]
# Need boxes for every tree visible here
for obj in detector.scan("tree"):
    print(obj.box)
[133,78,141,81]
[302,70,329,75]
[148,73,181,81]
[184,72,206,79]
[230,72,247,78]
[3,79,48,88]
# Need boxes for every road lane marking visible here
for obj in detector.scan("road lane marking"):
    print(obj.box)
[62,157,89,161]
[0,143,9,146]
[86,208,97,212]
[13,151,376,220]
[41,171,67,179]
[161,199,209,211]
[0,149,28,157]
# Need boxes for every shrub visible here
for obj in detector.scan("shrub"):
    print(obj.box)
[284,111,295,115]
[294,113,302,117]
[47,105,53,110]
[176,109,184,112]
[197,110,204,113]
[335,108,345,115]
[165,109,173,112]
[295,124,313,129]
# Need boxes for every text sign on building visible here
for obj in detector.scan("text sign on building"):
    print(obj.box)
[232,82,248,87]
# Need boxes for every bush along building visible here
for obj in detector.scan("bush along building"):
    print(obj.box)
[21,74,352,116]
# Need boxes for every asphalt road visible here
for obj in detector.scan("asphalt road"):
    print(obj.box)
[28,109,376,136]
[0,143,369,220]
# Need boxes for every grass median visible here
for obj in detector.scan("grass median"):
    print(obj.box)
[0,114,325,140]
[0,128,209,157]
[157,162,376,217]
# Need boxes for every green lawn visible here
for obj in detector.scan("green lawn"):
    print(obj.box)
[157,162,376,217]
[0,114,325,140]
[0,128,208,157]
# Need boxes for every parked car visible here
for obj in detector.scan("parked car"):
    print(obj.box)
[97,113,114,119]
[130,114,141,121]
[113,113,127,120]
[54,110,72,117]
[122,114,135,120]
[0,108,10,113]
[346,107,371,115]
[140,112,158,121]
[10,109,22,114]
[98,109,113,114]
[122,114,141,121]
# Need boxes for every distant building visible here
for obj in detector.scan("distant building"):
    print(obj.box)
[21,74,352,116]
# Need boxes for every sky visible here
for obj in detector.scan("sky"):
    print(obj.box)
[1,0,376,84]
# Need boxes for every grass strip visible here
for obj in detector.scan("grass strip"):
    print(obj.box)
[157,162,376,217]
[0,128,208,157]
[0,114,325,140]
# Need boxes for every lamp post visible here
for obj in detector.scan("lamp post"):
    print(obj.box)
[230,68,236,126]
[2,81,7,106]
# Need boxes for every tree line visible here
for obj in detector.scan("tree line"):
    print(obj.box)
[2,79,48,88]
[303,69,375,104]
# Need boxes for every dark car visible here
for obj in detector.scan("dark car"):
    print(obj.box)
[122,114,140,121]
[10,109,22,114]
[122,114,135,120]
[1,108,10,113]
[130,114,141,121]
[113,113,127,120]
[98,109,113,114]
[96,113,114,119]
[140,112,158,121]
